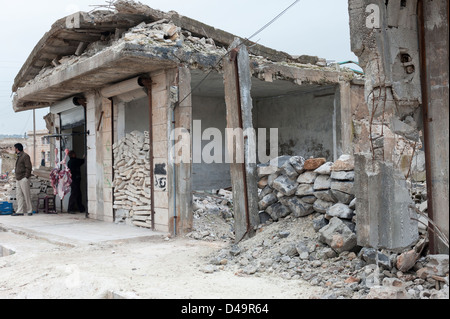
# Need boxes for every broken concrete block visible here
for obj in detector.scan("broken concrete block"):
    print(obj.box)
[296,184,315,197]
[326,203,355,220]
[331,170,355,181]
[266,202,291,221]
[314,190,336,203]
[396,250,420,272]
[319,217,357,253]
[282,161,300,180]
[258,176,269,189]
[304,158,327,171]
[331,154,354,171]
[330,181,354,195]
[281,197,314,218]
[359,247,391,269]
[258,193,278,211]
[313,199,334,214]
[313,175,331,191]
[330,189,355,205]
[301,195,317,204]
[314,162,333,175]
[289,156,306,174]
[268,156,291,171]
[272,175,298,196]
[257,164,278,177]
[297,171,318,184]
[420,255,449,277]
[313,215,329,232]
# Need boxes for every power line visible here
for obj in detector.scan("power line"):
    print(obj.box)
[177,0,301,107]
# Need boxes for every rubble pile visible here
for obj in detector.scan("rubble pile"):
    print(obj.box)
[0,174,53,213]
[184,154,447,299]
[186,189,235,242]
[257,154,357,253]
[199,207,448,299]
[112,130,152,228]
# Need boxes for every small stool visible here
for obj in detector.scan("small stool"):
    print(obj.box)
[37,197,46,214]
[36,196,57,214]
[45,196,57,214]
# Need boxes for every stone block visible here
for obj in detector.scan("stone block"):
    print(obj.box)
[326,203,354,220]
[266,202,291,221]
[258,193,278,211]
[297,171,318,184]
[313,199,334,214]
[272,175,298,196]
[330,189,355,205]
[280,197,314,218]
[330,154,354,171]
[314,162,333,175]
[289,156,306,174]
[331,170,355,181]
[296,184,314,197]
[314,190,336,203]
[319,217,357,253]
[313,175,331,191]
[304,158,326,171]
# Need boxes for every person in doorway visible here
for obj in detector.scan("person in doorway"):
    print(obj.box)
[67,150,86,214]
[13,143,33,216]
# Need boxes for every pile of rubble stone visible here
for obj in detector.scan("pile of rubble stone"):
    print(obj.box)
[186,189,235,242]
[0,173,54,213]
[257,154,357,253]
[184,154,447,299]
[112,130,152,228]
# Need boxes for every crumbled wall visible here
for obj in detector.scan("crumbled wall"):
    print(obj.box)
[349,0,424,250]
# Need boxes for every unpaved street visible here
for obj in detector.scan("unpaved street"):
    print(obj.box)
[0,230,323,299]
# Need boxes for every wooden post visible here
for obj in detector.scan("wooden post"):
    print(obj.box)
[223,38,260,243]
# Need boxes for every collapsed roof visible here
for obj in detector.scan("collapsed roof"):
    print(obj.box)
[12,0,357,112]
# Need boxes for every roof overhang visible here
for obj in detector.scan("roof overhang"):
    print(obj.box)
[12,2,356,113]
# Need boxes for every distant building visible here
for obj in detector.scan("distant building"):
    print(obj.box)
[25,130,51,169]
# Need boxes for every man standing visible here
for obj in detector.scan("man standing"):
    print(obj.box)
[67,150,86,214]
[13,143,33,216]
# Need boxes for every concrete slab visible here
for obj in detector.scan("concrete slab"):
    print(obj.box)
[0,213,167,247]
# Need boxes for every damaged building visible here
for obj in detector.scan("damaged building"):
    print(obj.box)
[11,1,364,240]
[349,0,449,254]
[11,0,446,257]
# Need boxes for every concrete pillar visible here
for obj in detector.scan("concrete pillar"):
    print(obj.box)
[86,92,101,219]
[348,0,422,250]
[419,0,449,254]
[172,66,193,235]
[149,70,171,233]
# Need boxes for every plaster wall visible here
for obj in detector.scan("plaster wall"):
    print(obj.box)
[255,87,337,161]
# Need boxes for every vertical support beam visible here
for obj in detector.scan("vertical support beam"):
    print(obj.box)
[173,67,193,235]
[33,109,36,168]
[140,78,156,231]
[223,38,259,242]
[418,0,449,254]
[339,81,354,157]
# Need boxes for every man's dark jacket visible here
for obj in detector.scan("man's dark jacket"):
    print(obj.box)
[15,152,32,181]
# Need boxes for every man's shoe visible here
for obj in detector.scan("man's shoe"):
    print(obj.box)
[11,213,24,216]
[27,213,33,216]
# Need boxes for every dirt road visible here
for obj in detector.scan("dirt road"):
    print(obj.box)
[0,230,323,299]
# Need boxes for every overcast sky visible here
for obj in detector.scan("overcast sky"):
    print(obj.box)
[0,0,357,135]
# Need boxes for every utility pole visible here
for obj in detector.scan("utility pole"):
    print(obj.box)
[33,109,36,169]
